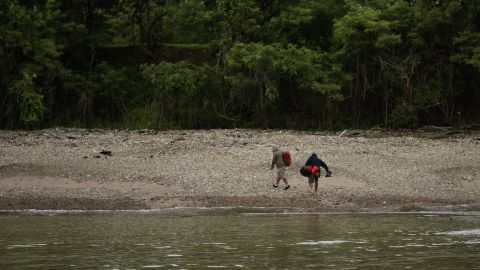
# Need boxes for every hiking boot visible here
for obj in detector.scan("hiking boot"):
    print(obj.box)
[284,185,290,190]
[273,184,279,188]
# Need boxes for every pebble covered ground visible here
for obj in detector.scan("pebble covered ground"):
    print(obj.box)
[0,128,479,210]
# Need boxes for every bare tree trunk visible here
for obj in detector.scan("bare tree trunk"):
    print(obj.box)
[384,87,389,129]
[354,54,359,125]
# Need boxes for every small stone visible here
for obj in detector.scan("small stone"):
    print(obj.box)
[100,150,112,156]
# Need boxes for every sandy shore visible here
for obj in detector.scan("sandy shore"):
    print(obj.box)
[1,128,479,211]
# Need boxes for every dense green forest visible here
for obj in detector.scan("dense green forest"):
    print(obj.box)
[1,0,479,130]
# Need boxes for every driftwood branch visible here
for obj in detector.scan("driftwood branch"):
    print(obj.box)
[422,125,452,132]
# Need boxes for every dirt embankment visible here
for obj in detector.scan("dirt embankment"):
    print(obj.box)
[1,128,479,211]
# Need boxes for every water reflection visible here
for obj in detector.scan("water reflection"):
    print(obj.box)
[0,213,479,269]
[306,215,320,237]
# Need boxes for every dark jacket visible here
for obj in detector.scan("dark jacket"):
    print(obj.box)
[305,153,330,173]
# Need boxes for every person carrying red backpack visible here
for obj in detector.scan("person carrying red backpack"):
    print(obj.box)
[271,146,291,190]
[300,153,332,193]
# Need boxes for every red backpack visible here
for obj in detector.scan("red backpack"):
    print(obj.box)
[283,150,292,166]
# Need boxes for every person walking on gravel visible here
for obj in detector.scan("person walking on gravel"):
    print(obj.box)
[300,153,332,193]
[271,146,290,190]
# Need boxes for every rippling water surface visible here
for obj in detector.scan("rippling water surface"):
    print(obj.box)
[1,211,480,269]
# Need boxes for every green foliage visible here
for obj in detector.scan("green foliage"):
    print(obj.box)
[226,42,345,101]
[390,104,418,129]
[59,63,135,124]
[264,5,315,44]
[413,83,442,108]
[162,0,214,44]
[333,1,401,52]
[10,72,46,126]
[216,0,260,43]
[452,31,480,70]
[223,42,347,127]
[141,62,204,128]
[141,61,197,99]
[0,1,63,127]
[1,0,480,130]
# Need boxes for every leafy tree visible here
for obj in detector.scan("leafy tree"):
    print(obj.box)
[452,31,480,70]
[11,72,46,127]
[225,42,346,127]
[333,0,401,126]
[0,0,63,127]
[1,0,480,130]
[141,61,199,128]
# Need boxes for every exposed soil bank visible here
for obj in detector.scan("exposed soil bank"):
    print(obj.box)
[1,128,479,211]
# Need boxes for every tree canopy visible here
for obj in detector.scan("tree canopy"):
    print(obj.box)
[1,0,479,129]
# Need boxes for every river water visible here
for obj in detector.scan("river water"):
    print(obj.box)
[1,210,480,269]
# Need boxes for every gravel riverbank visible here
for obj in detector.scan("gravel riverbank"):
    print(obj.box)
[1,128,479,211]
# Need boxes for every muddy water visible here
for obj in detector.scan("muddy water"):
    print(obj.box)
[1,211,480,269]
